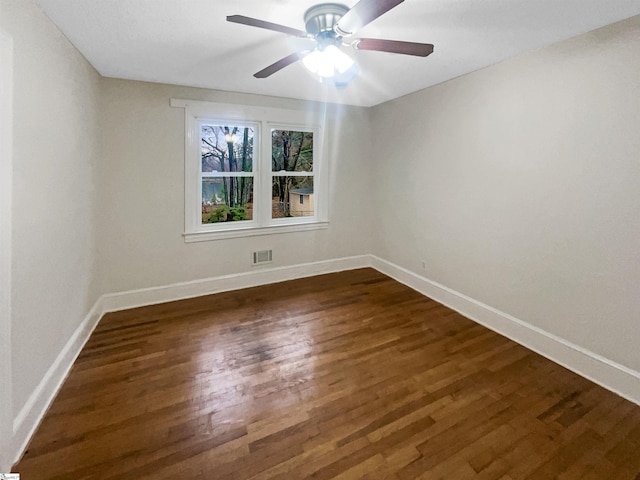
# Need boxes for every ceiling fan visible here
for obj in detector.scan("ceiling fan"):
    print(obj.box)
[227,0,434,83]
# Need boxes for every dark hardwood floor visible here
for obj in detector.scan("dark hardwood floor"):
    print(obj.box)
[13,268,640,479]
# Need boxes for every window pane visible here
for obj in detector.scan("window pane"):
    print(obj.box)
[202,178,253,223]
[271,129,313,172]
[272,176,314,218]
[202,125,254,173]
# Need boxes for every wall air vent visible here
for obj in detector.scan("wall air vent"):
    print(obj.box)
[252,250,273,265]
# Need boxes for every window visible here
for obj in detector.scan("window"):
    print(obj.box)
[201,123,255,225]
[173,99,328,241]
[271,128,314,219]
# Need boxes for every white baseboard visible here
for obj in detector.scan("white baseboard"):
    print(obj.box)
[100,255,371,313]
[9,298,105,470]
[9,253,640,469]
[370,255,640,406]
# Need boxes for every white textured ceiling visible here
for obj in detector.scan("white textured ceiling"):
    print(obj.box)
[36,0,640,107]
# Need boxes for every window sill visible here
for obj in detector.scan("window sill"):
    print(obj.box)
[183,221,329,243]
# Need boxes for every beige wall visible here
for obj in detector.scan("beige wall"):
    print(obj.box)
[371,15,640,371]
[0,0,101,419]
[3,0,640,468]
[96,79,374,294]
[1,3,374,462]
[0,26,14,470]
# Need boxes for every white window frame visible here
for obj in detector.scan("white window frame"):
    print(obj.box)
[172,99,329,242]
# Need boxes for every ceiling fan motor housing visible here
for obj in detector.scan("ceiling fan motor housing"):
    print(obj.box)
[304,3,349,36]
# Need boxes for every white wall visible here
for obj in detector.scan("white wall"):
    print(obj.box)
[97,79,374,294]
[371,15,640,372]
[0,0,101,452]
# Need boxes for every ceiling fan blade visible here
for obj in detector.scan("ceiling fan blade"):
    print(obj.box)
[353,38,434,57]
[227,15,308,38]
[254,51,308,78]
[335,0,404,36]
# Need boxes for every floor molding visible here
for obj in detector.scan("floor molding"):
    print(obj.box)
[100,255,371,314]
[370,255,640,407]
[10,253,640,468]
[9,299,105,470]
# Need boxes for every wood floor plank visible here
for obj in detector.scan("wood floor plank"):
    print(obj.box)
[12,268,640,479]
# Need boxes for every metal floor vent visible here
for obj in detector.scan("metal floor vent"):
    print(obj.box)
[252,250,273,265]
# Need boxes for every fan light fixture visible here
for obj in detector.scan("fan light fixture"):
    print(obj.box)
[300,3,358,84]
[302,45,354,78]
[227,0,434,83]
